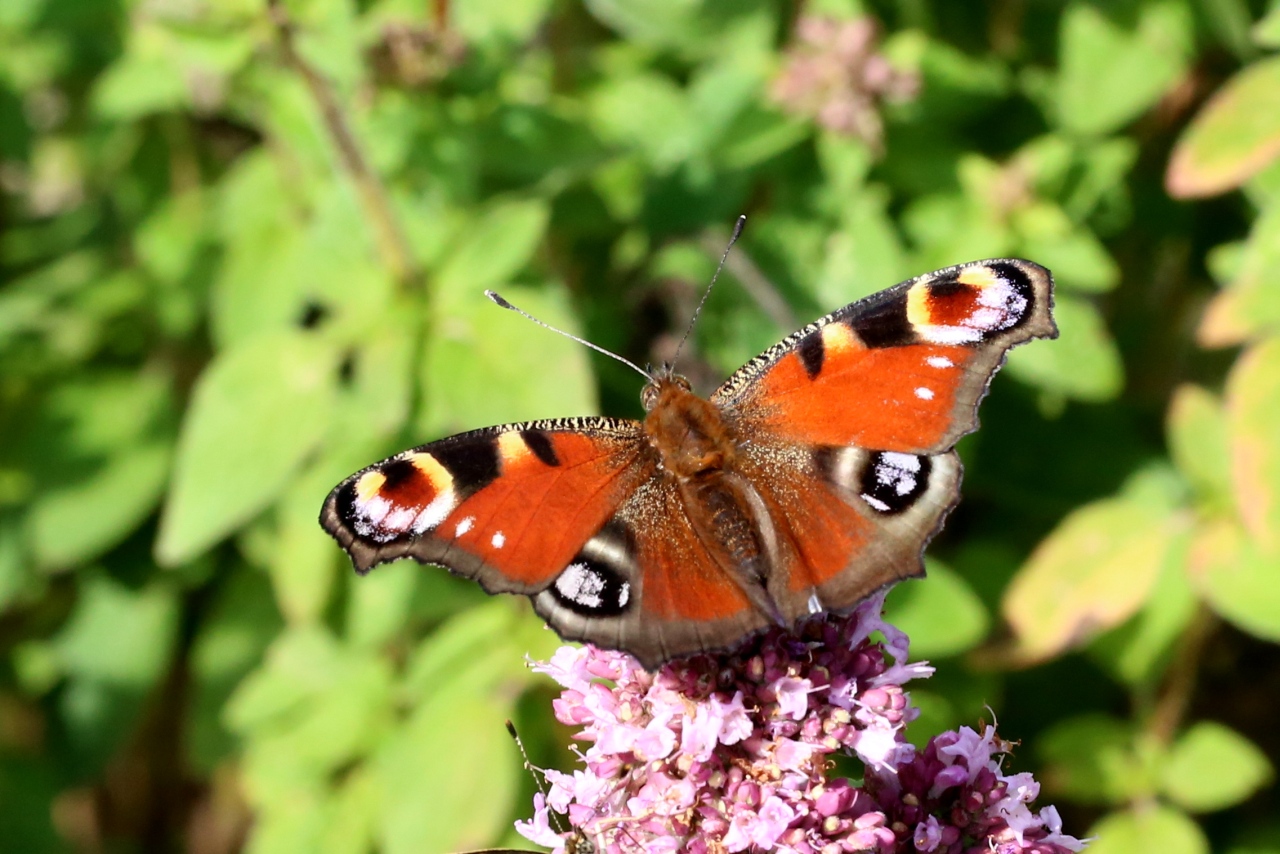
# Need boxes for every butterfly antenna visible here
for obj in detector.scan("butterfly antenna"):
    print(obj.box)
[486,291,654,383]
[670,214,746,369]
[505,720,567,835]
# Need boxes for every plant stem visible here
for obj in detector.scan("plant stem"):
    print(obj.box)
[266,0,424,293]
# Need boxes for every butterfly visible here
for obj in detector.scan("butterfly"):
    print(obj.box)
[321,259,1056,669]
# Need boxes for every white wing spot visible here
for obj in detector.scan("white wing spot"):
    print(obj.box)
[807,592,823,614]
[915,386,934,400]
[454,516,474,537]
[926,356,953,369]
[861,494,891,512]
[411,492,455,534]
[555,562,605,608]
[491,531,506,549]
[877,452,920,495]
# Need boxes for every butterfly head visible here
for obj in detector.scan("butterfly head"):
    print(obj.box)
[639,370,692,412]
[640,372,737,478]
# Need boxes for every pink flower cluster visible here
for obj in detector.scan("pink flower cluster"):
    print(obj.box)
[771,16,920,148]
[516,591,1084,854]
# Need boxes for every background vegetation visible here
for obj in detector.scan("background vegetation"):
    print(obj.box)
[2,0,1279,852]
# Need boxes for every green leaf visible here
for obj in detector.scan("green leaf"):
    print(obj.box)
[1013,202,1119,293]
[228,627,394,788]
[321,767,380,854]
[588,71,697,171]
[434,198,550,303]
[1004,294,1124,401]
[1188,517,1280,642]
[814,186,907,309]
[134,192,207,284]
[1002,470,1182,662]
[375,687,519,854]
[92,51,190,120]
[1198,207,1280,346]
[346,560,418,650]
[1167,56,1280,198]
[883,561,989,659]
[1057,0,1194,137]
[1256,5,1280,47]
[268,457,348,626]
[584,0,710,51]
[1161,721,1274,812]
[420,282,596,436]
[55,575,179,688]
[402,598,552,705]
[188,567,282,772]
[1166,384,1233,507]
[1086,804,1209,854]
[1226,337,1280,554]
[157,331,338,565]
[454,0,553,43]
[1038,714,1150,805]
[1088,532,1196,687]
[28,441,171,569]
[22,371,175,568]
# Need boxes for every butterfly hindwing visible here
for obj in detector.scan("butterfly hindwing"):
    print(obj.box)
[530,476,773,668]
[735,440,964,620]
[713,259,1056,453]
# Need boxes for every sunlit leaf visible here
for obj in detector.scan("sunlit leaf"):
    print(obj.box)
[55,575,179,688]
[454,0,554,43]
[584,0,710,51]
[1038,714,1151,805]
[28,441,171,569]
[157,331,338,565]
[269,457,349,626]
[1088,535,1196,687]
[420,282,596,436]
[1225,337,1280,554]
[375,663,521,854]
[1167,56,1280,198]
[346,560,418,651]
[228,626,394,791]
[883,561,989,659]
[1013,201,1119,292]
[814,186,907,309]
[1002,470,1183,662]
[1161,721,1274,813]
[1187,517,1280,642]
[588,72,697,172]
[1166,384,1232,507]
[1086,804,1209,854]
[1057,0,1194,137]
[434,198,550,303]
[1198,207,1280,346]
[402,598,554,706]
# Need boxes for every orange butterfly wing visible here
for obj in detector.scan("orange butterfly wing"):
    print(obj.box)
[321,419,647,588]
[714,259,1056,452]
[322,259,1056,667]
[716,259,1056,617]
[321,419,770,668]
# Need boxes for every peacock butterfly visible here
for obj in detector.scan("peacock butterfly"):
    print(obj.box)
[320,258,1056,668]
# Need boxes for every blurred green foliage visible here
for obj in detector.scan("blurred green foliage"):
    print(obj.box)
[1,0,1279,852]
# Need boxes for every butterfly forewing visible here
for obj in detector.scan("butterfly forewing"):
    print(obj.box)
[714,259,1056,453]
[321,418,650,596]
